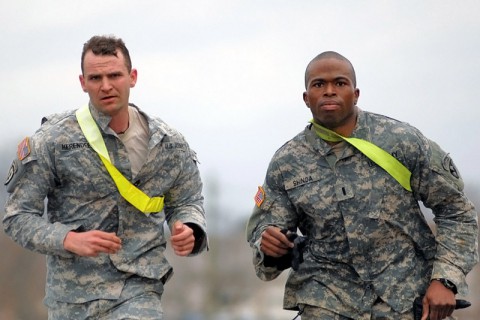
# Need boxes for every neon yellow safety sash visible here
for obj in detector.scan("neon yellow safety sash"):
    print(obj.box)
[310,119,412,192]
[76,105,164,214]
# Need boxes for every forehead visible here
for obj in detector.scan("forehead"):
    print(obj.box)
[306,58,354,82]
[83,50,128,74]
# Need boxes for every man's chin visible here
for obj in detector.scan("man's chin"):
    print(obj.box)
[93,103,118,116]
[315,117,339,129]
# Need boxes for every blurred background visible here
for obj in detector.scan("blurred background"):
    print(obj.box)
[1,0,479,319]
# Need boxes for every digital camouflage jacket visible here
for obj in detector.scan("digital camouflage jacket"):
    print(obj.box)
[4,103,208,304]
[246,109,478,317]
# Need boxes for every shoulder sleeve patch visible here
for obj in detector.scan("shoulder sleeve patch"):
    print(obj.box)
[429,139,464,190]
[17,137,31,160]
[4,159,17,186]
[4,158,26,193]
[441,154,460,179]
[254,186,266,207]
[190,149,200,165]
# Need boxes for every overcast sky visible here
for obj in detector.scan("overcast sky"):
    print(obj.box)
[1,0,479,228]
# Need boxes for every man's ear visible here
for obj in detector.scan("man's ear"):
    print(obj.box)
[79,75,87,92]
[354,88,360,104]
[129,68,138,88]
[303,92,310,108]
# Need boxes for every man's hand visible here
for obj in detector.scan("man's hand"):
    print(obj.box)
[170,221,195,256]
[63,230,122,257]
[260,226,294,257]
[421,280,456,320]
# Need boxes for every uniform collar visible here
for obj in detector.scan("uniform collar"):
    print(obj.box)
[88,102,113,134]
[305,108,372,156]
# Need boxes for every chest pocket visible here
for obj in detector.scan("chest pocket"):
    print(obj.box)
[283,171,336,213]
[55,144,115,198]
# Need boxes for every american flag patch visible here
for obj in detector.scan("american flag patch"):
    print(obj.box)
[17,137,31,160]
[254,186,265,207]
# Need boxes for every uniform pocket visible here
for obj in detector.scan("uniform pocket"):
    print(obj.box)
[56,147,115,199]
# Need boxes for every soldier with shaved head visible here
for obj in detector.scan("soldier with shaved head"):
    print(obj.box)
[246,51,478,320]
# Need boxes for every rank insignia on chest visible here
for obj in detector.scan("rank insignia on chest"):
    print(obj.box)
[17,137,31,161]
[254,186,265,207]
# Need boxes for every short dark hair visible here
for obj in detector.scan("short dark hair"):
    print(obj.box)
[81,35,132,74]
[304,51,356,88]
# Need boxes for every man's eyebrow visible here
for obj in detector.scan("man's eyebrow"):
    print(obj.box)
[334,76,351,82]
[310,75,350,82]
[86,70,123,77]
[107,70,125,76]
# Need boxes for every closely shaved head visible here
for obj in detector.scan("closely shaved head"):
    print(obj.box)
[304,51,356,89]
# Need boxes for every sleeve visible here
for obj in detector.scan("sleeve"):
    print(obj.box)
[245,159,299,281]
[3,136,75,258]
[164,144,208,255]
[416,138,479,295]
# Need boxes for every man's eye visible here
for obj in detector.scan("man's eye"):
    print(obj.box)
[313,82,323,88]
[336,81,347,86]
[89,76,100,81]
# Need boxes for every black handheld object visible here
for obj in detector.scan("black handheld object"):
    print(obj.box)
[263,229,307,271]
[413,296,471,320]
[281,229,308,271]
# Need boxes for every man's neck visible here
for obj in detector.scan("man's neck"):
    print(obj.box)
[330,107,358,137]
[109,106,130,134]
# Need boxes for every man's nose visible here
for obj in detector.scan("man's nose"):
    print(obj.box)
[101,79,113,91]
[324,83,336,96]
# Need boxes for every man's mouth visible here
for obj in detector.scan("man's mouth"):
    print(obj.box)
[319,101,340,110]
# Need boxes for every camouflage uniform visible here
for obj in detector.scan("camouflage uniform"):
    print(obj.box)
[3,103,208,318]
[246,109,478,319]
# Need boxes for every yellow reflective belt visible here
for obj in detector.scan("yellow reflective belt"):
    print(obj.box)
[310,119,412,192]
[76,105,164,214]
